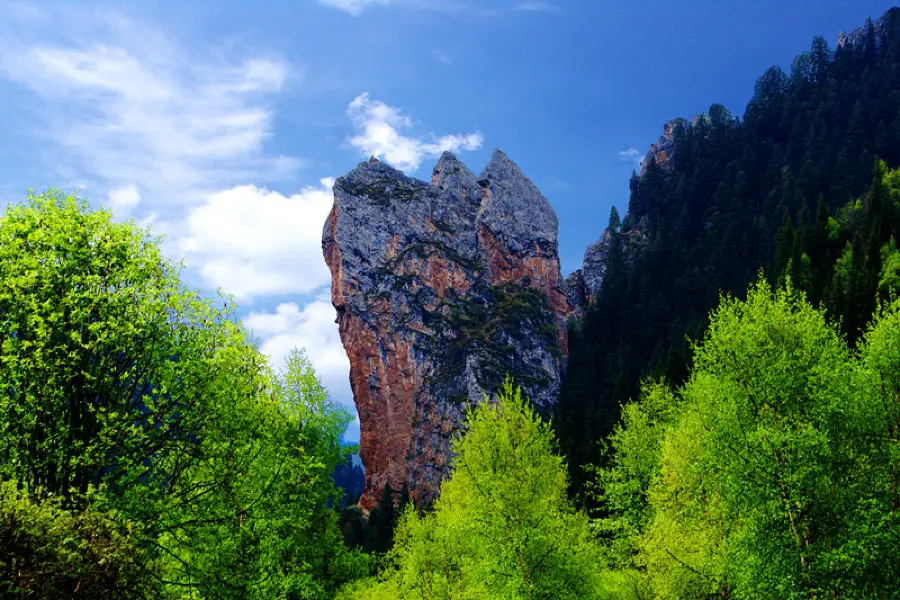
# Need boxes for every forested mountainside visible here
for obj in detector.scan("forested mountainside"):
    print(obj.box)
[557,7,900,500]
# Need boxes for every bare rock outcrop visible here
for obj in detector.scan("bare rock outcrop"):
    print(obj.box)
[323,149,570,510]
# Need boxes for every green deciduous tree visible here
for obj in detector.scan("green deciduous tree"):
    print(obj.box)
[0,481,158,600]
[594,279,900,599]
[0,190,239,500]
[348,382,606,599]
[147,349,370,600]
[0,191,371,599]
[591,382,677,570]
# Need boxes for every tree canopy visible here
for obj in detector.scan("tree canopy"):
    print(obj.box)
[594,279,900,599]
[345,381,605,600]
[0,191,370,599]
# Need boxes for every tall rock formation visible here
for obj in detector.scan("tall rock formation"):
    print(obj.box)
[323,149,570,510]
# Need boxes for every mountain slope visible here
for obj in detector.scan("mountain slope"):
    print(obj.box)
[558,7,900,499]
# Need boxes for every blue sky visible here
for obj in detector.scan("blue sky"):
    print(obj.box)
[0,0,895,441]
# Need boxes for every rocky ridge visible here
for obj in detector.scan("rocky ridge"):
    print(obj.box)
[837,9,896,49]
[323,149,571,510]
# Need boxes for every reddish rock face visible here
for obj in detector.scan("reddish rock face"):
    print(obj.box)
[640,118,684,176]
[323,149,572,510]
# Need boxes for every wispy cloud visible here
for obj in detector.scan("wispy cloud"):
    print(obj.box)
[0,6,359,429]
[318,0,504,18]
[347,92,483,172]
[434,50,454,66]
[0,9,298,217]
[245,298,349,388]
[618,147,643,167]
[107,184,141,217]
[317,0,385,16]
[515,2,561,13]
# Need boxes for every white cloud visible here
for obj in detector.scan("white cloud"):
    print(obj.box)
[0,10,298,219]
[318,0,385,15]
[245,299,358,439]
[618,147,643,167]
[347,92,483,172]
[180,178,335,300]
[515,2,561,13]
[107,184,141,216]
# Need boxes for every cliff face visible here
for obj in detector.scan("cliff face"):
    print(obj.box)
[639,118,684,176]
[323,149,570,510]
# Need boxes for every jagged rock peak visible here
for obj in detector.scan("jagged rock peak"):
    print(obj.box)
[432,151,478,191]
[338,154,410,185]
[323,150,570,511]
[482,147,520,174]
[481,148,541,194]
[478,148,559,249]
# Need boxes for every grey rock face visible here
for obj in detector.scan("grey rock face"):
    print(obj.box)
[837,10,894,49]
[323,149,571,510]
[563,269,587,318]
[582,228,612,301]
[571,215,650,310]
[477,149,560,253]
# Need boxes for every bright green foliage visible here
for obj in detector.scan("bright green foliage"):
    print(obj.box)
[663,280,855,598]
[147,349,371,599]
[591,382,677,569]
[878,237,900,293]
[0,192,371,599]
[640,403,731,599]
[850,302,900,587]
[0,189,238,499]
[0,481,157,599]
[594,279,900,599]
[347,381,605,599]
[827,216,842,242]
